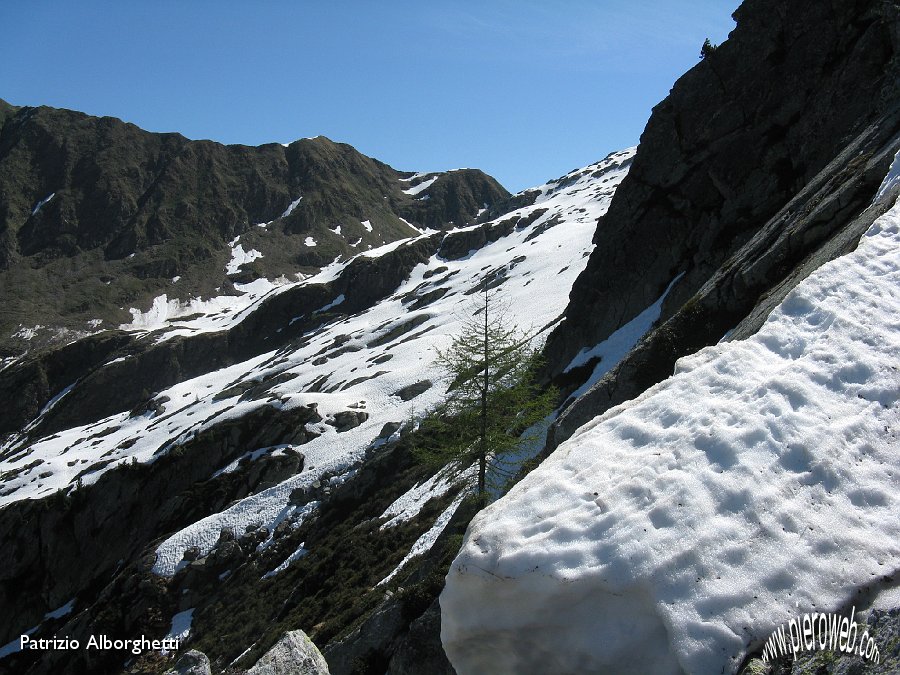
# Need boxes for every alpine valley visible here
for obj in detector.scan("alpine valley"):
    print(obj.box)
[1,1,899,674]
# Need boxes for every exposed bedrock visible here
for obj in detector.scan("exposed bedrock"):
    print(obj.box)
[543,0,900,403]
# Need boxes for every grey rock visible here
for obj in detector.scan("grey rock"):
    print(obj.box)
[208,540,243,568]
[247,629,330,675]
[273,519,293,539]
[182,546,201,562]
[392,380,432,401]
[164,649,212,675]
[324,599,406,675]
[378,422,402,438]
[288,486,310,505]
[238,527,268,551]
[327,410,369,433]
[388,598,455,675]
[246,450,304,493]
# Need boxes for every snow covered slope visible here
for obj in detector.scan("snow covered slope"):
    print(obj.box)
[441,179,900,673]
[0,148,634,568]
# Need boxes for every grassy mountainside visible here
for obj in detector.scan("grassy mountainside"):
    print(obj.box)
[0,101,508,357]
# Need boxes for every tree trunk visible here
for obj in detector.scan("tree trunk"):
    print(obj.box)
[479,288,489,495]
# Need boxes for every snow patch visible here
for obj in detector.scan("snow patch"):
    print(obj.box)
[31,192,55,215]
[402,174,438,197]
[45,598,75,621]
[117,277,287,337]
[12,324,43,341]
[261,542,308,579]
[0,626,37,659]
[165,608,194,645]
[226,244,263,275]
[313,293,345,315]
[875,149,900,202]
[379,468,459,529]
[152,493,319,577]
[282,195,303,217]
[378,490,467,587]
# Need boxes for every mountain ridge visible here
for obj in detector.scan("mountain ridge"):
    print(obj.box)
[0,102,509,359]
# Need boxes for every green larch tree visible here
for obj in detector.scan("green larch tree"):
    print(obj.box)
[419,285,556,498]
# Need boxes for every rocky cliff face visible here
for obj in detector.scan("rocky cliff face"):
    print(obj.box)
[0,102,507,357]
[543,0,900,441]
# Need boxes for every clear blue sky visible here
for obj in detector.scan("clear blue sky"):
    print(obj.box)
[1,1,737,192]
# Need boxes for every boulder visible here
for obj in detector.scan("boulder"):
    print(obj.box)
[163,649,212,675]
[247,630,330,675]
[388,598,455,675]
[181,546,201,562]
[327,410,369,433]
[208,540,243,568]
[378,422,402,439]
[392,380,432,401]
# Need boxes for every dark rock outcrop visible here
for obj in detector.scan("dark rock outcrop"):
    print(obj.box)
[328,410,369,433]
[387,598,456,675]
[544,0,900,443]
[437,218,517,260]
[0,330,133,436]
[544,0,900,380]
[398,169,508,231]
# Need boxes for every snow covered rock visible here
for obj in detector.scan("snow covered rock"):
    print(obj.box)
[441,198,900,674]
[246,630,330,675]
